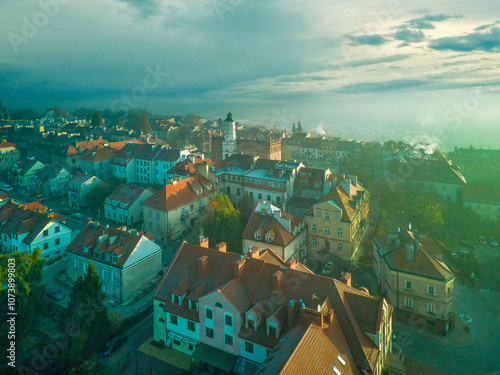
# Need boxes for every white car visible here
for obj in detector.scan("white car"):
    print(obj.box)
[460,313,472,324]
[322,262,334,276]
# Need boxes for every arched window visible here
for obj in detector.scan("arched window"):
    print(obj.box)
[215,302,223,309]
[159,303,164,308]
[159,318,165,323]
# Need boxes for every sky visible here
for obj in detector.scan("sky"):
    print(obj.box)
[1,0,499,150]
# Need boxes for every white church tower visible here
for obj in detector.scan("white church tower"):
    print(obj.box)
[223,112,237,159]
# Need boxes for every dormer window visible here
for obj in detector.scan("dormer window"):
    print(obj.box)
[172,294,181,305]
[106,253,110,261]
[254,233,262,241]
[269,326,277,337]
[94,249,99,258]
[112,255,117,264]
[248,318,255,330]
[265,235,273,243]
[314,182,320,188]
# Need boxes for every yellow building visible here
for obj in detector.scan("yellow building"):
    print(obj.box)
[462,184,500,223]
[373,230,455,335]
[0,140,20,172]
[143,174,214,241]
[305,176,369,261]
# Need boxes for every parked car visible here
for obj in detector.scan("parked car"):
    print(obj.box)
[321,262,334,276]
[60,208,72,215]
[71,213,84,220]
[99,335,127,357]
[460,313,473,324]
[83,217,94,224]
[479,236,487,246]
[459,240,474,249]
[488,237,498,247]
[47,288,65,301]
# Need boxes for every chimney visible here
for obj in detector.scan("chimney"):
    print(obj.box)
[272,270,283,291]
[198,255,208,276]
[234,259,245,279]
[248,247,260,258]
[215,242,227,253]
[199,236,209,248]
[286,258,297,269]
[299,299,307,323]
[340,272,352,287]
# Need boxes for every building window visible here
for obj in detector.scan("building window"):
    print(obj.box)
[258,193,262,199]
[265,235,273,243]
[102,269,107,280]
[225,314,233,327]
[428,303,435,314]
[215,302,223,309]
[187,320,195,331]
[311,224,317,232]
[337,229,342,237]
[159,318,164,323]
[334,213,338,220]
[42,242,49,250]
[55,238,61,246]
[324,213,330,221]
[405,297,413,308]
[112,273,117,284]
[83,263,88,273]
[316,209,321,217]
[224,334,233,346]
[170,314,178,325]
[324,227,330,235]
[74,260,79,269]
[267,194,271,201]
[206,327,214,338]
[206,308,213,319]
[447,286,451,296]
[156,212,160,220]
[244,341,254,354]
[405,281,413,290]
[149,210,152,217]
[254,233,262,241]
[156,224,160,232]
[427,286,435,296]
[312,239,317,247]
[43,230,49,237]
[54,226,60,233]
[337,243,342,251]
[269,326,277,337]
[112,255,117,264]
[447,304,452,315]
[248,318,255,330]
[173,295,181,305]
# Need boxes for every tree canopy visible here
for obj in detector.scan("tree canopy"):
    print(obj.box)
[130,113,151,134]
[201,192,243,253]
[86,178,122,216]
[90,111,105,128]
[45,107,68,118]
[0,101,8,119]
[297,121,303,133]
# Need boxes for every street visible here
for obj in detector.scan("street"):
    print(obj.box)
[394,285,500,375]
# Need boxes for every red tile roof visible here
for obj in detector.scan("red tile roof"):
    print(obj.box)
[143,175,213,212]
[154,240,390,373]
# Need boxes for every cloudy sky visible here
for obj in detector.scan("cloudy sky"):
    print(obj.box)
[1,0,499,149]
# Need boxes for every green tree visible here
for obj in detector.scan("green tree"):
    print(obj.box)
[236,194,255,228]
[183,113,202,128]
[9,108,39,121]
[201,192,243,253]
[409,193,445,236]
[0,249,47,368]
[86,178,122,216]
[0,101,8,119]
[292,122,296,133]
[57,262,110,371]
[297,121,303,133]
[90,111,105,128]
[130,113,151,134]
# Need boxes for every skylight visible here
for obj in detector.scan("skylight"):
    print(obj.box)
[337,355,346,366]
[332,366,341,375]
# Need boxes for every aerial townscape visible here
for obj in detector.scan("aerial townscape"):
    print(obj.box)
[1,1,500,375]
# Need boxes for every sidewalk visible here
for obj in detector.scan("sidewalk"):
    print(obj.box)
[393,314,473,348]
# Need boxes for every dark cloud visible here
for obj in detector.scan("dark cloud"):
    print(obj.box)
[394,28,425,43]
[407,14,452,29]
[345,34,389,46]
[429,27,500,52]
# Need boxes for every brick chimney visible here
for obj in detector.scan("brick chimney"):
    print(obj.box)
[287,299,296,327]
[286,258,297,269]
[234,259,245,279]
[198,255,208,276]
[340,272,351,287]
[272,270,283,291]
[199,236,209,248]
[215,242,227,253]
[248,247,260,258]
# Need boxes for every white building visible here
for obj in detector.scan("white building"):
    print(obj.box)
[104,184,155,225]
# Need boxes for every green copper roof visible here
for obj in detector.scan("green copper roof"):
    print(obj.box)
[225,112,234,122]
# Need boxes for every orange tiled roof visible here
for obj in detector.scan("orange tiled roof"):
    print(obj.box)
[143,175,213,212]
